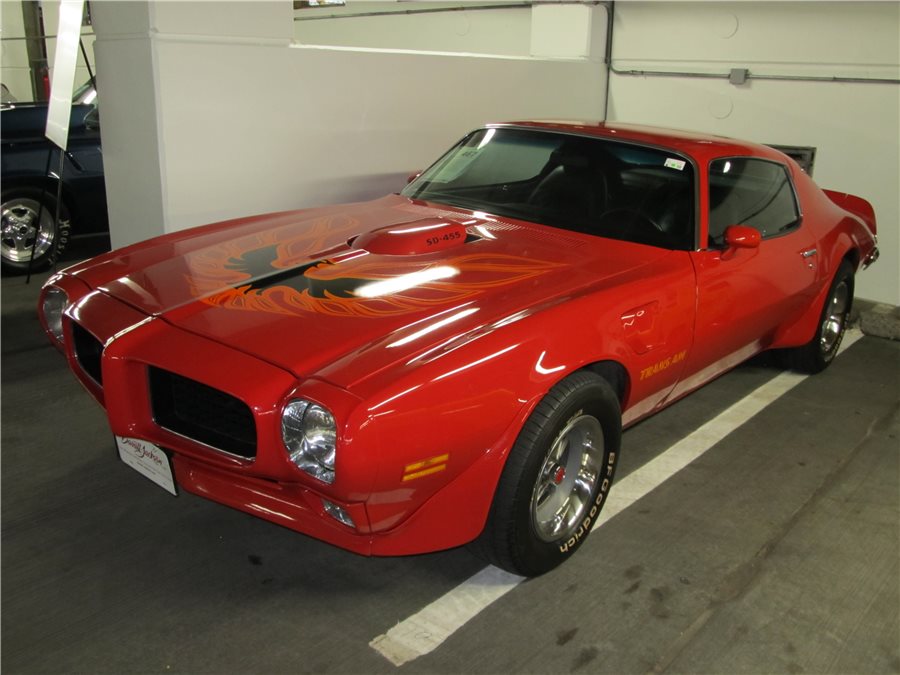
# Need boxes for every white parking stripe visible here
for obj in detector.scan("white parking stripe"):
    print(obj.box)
[369,330,863,667]
[369,565,525,666]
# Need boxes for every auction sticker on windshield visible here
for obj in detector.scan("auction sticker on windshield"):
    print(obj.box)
[116,436,177,496]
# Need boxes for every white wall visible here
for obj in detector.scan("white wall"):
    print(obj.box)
[93,1,607,246]
[156,46,606,229]
[607,1,900,306]
[1,0,34,100]
[0,1,95,102]
[294,1,533,57]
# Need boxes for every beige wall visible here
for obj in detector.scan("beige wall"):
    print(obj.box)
[86,0,900,306]
[1,0,34,100]
[93,1,608,247]
[294,1,533,56]
[607,1,900,305]
[0,1,95,102]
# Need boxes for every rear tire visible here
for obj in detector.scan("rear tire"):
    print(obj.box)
[1,188,70,272]
[780,260,854,373]
[474,371,621,577]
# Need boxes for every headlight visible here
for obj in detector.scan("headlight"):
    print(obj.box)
[41,286,69,343]
[281,399,337,484]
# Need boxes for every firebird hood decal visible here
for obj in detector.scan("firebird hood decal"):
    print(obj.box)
[186,233,562,318]
[81,196,666,383]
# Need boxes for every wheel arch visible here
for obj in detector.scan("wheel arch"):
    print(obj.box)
[584,359,630,407]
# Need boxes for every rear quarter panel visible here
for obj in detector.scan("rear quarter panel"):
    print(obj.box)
[769,164,878,347]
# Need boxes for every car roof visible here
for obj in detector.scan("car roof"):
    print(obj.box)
[493,120,786,164]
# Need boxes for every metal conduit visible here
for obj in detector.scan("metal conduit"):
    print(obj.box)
[602,3,899,86]
[609,66,900,86]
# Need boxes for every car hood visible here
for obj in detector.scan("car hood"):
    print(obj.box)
[1,103,92,142]
[70,195,666,390]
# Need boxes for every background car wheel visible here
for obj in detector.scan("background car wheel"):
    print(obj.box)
[474,371,621,577]
[1,188,70,273]
[780,260,854,373]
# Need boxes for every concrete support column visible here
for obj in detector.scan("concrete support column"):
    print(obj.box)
[91,1,291,248]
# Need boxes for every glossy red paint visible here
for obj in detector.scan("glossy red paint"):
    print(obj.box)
[38,122,878,557]
[724,225,761,249]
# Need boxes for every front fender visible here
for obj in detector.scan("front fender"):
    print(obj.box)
[367,386,543,555]
[351,252,695,553]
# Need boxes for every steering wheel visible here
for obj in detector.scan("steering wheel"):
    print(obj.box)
[594,208,667,247]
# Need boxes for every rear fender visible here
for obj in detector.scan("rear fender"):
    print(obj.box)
[823,190,877,235]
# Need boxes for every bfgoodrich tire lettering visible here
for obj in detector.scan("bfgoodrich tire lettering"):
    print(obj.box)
[474,371,621,577]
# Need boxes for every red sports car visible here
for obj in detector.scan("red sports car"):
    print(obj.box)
[39,122,878,576]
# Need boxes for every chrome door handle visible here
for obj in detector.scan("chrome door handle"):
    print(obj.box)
[800,248,817,258]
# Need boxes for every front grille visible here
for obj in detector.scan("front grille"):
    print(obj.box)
[72,322,103,385]
[148,367,257,459]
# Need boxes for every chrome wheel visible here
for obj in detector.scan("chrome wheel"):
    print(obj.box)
[531,414,604,542]
[476,371,620,576]
[1,197,55,263]
[819,280,849,356]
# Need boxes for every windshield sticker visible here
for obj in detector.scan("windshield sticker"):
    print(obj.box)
[664,158,686,171]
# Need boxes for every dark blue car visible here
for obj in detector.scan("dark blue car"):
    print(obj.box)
[1,83,107,272]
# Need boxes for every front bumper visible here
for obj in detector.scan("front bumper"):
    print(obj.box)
[173,452,375,554]
[53,285,379,553]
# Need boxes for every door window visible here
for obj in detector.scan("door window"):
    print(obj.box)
[708,158,800,245]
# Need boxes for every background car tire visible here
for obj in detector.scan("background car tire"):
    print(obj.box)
[1,188,70,273]
[474,371,621,577]
[780,260,854,373]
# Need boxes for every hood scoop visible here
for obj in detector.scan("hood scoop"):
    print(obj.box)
[351,218,470,256]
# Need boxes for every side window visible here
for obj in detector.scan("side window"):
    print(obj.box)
[708,158,800,245]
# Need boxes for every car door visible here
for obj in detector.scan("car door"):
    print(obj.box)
[672,157,819,396]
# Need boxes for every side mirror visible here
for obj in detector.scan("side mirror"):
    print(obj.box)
[407,170,422,184]
[723,225,760,249]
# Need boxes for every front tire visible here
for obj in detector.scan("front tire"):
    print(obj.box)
[780,260,854,373]
[475,371,621,577]
[1,188,71,272]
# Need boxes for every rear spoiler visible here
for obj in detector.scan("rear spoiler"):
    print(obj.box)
[823,189,877,235]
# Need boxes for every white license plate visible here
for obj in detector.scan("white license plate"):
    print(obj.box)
[116,436,177,496]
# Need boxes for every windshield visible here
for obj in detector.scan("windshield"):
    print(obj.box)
[403,128,696,250]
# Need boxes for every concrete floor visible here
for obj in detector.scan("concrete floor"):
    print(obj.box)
[2,242,898,674]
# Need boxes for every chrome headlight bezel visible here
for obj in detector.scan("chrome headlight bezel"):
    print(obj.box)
[41,286,69,344]
[281,399,337,484]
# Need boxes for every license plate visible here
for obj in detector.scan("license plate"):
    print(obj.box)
[116,436,177,496]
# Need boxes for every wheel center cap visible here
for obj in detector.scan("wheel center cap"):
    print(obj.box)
[552,466,566,485]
